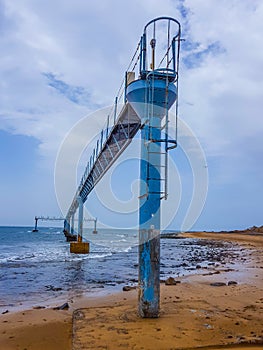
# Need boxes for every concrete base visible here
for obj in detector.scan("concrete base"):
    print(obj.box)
[70,242,89,254]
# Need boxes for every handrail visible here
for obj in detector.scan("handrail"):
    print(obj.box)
[146,68,177,82]
[144,16,181,32]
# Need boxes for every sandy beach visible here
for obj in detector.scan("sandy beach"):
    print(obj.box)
[1,230,263,350]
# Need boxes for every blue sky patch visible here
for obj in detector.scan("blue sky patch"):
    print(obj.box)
[183,41,225,69]
[43,72,91,106]
[177,0,189,19]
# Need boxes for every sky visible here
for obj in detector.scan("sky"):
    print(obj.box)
[1,0,262,231]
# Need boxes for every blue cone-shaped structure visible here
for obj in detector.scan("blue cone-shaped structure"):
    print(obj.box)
[126,78,177,123]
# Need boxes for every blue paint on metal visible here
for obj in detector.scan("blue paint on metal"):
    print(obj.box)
[126,78,177,124]
[126,78,176,105]
[145,286,154,301]
[127,79,167,317]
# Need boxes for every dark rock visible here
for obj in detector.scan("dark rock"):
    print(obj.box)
[2,310,9,314]
[33,306,46,309]
[123,286,136,291]
[129,279,138,283]
[228,281,238,286]
[160,233,180,239]
[196,265,202,269]
[210,282,226,287]
[53,302,69,310]
[165,277,178,285]
[45,285,62,292]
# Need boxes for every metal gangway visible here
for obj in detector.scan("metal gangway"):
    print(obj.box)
[64,17,181,318]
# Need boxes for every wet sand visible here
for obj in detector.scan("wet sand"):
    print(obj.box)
[1,231,262,350]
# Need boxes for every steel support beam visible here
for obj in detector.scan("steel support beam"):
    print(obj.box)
[71,213,75,234]
[77,196,84,242]
[93,217,98,234]
[32,217,39,232]
[66,216,71,234]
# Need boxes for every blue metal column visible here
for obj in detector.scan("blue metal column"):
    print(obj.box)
[71,213,75,235]
[77,196,83,242]
[64,216,70,234]
[126,76,177,318]
[138,107,161,318]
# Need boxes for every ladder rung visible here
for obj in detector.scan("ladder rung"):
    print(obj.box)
[138,193,148,199]
[148,191,165,194]
[138,191,166,197]
[148,151,166,155]
[160,195,167,200]
[146,139,158,143]
[147,178,165,181]
[149,164,166,168]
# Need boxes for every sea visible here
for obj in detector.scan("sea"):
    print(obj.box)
[0,226,243,313]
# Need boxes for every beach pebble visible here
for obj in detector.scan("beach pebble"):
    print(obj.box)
[45,285,62,292]
[53,302,69,310]
[165,277,178,285]
[1,310,9,314]
[228,281,238,286]
[123,286,136,291]
[210,282,226,287]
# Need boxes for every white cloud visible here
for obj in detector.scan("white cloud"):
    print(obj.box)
[180,0,263,163]
[0,0,182,161]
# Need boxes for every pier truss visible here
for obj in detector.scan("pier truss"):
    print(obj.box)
[66,103,141,217]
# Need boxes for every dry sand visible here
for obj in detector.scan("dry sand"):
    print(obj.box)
[1,231,263,350]
[0,308,71,350]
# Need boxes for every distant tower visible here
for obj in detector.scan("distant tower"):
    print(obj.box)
[126,17,181,318]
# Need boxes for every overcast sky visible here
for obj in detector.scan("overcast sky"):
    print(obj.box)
[1,0,262,231]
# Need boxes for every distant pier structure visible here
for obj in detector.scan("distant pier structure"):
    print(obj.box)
[32,215,97,241]
[61,16,180,318]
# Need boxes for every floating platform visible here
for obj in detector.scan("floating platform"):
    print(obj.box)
[70,242,90,254]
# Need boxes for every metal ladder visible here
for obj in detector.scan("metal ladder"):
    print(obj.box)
[143,74,170,200]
